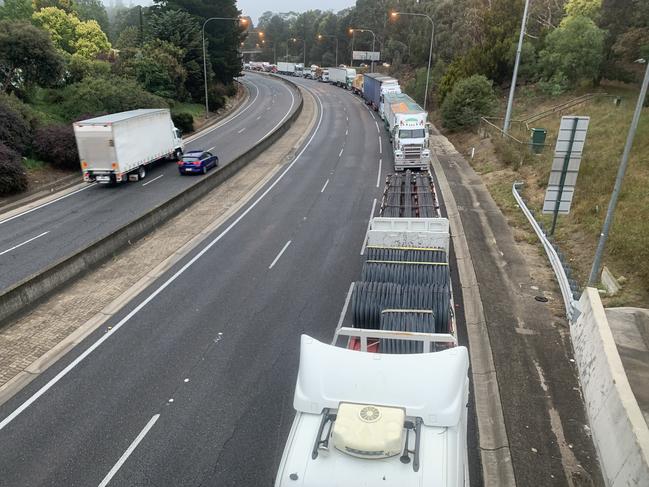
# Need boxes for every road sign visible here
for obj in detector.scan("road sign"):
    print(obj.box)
[542,116,590,217]
[353,51,380,61]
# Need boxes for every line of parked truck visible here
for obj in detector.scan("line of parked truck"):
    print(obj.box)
[264,61,432,172]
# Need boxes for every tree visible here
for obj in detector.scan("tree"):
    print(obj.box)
[0,20,64,93]
[72,0,109,33]
[157,0,244,84]
[147,9,207,101]
[565,0,602,21]
[441,75,497,130]
[33,7,111,58]
[33,124,79,170]
[539,15,605,83]
[72,19,110,58]
[0,98,32,153]
[32,0,73,13]
[0,0,33,20]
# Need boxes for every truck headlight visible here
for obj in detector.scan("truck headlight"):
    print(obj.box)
[394,150,404,160]
[422,149,431,160]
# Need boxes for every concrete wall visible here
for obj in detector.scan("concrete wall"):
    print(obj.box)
[572,288,649,486]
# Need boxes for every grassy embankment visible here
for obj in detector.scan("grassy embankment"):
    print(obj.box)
[442,83,649,307]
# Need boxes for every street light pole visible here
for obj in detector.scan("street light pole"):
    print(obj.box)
[391,11,435,110]
[503,0,530,135]
[350,30,355,66]
[202,16,246,117]
[588,59,649,286]
[350,28,376,72]
[292,38,306,66]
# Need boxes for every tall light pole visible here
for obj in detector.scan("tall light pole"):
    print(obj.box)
[292,38,306,66]
[202,16,247,117]
[391,11,435,110]
[503,0,530,135]
[588,59,649,286]
[350,28,376,72]
[350,29,355,66]
[317,34,339,66]
[262,40,276,64]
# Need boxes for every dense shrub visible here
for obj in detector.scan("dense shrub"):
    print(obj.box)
[441,75,497,130]
[53,75,167,120]
[66,55,111,83]
[171,111,194,134]
[0,99,32,153]
[0,143,28,195]
[33,124,79,170]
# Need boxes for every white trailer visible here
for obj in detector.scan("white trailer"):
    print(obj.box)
[74,109,183,184]
[277,62,296,75]
[384,93,430,171]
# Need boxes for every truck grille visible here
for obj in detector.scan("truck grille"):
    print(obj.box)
[403,144,422,160]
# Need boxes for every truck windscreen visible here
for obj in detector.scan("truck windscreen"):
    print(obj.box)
[399,129,426,138]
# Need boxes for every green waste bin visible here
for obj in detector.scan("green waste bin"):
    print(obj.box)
[530,128,547,154]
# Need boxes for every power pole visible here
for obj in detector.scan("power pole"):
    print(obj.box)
[503,0,530,135]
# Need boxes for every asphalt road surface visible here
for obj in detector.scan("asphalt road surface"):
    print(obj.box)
[0,77,404,485]
[0,73,297,292]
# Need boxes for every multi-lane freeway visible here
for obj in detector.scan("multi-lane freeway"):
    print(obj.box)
[0,72,297,292]
[0,76,404,485]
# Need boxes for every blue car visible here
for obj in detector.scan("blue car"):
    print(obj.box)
[178,150,219,175]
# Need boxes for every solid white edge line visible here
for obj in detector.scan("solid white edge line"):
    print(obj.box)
[333,282,355,343]
[376,159,382,188]
[268,240,292,269]
[141,174,164,187]
[255,81,296,144]
[0,83,325,433]
[97,414,160,487]
[338,147,344,157]
[378,137,382,154]
[375,121,380,133]
[320,179,329,193]
[0,184,95,227]
[184,78,260,143]
[0,231,50,257]
[360,198,377,256]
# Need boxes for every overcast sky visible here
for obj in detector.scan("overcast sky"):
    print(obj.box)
[238,0,356,25]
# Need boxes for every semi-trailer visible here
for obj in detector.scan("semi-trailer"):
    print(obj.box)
[362,73,401,113]
[328,67,357,89]
[277,62,296,75]
[351,73,364,95]
[384,93,431,171]
[276,171,469,487]
[74,109,183,184]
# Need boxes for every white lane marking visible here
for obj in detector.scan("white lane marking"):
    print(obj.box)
[376,159,382,188]
[338,147,344,157]
[333,282,355,341]
[98,414,160,487]
[141,174,164,187]
[0,87,325,433]
[268,240,292,269]
[237,127,246,134]
[256,83,296,144]
[0,231,50,257]
[256,115,262,120]
[266,107,271,111]
[360,198,377,256]
[375,121,380,133]
[378,137,382,154]
[346,116,349,122]
[185,78,260,143]
[0,184,95,226]
[368,109,376,120]
[345,128,348,136]
[320,179,329,193]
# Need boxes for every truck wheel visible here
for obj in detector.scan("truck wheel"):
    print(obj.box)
[175,149,183,160]
[138,166,146,180]
[202,165,207,175]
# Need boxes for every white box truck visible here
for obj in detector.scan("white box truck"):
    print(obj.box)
[384,93,431,171]
[277,62,296,75]
[74,109,184,184]
[328,67,357,89]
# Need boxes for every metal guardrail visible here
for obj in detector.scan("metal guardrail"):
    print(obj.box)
[512,182,580,321]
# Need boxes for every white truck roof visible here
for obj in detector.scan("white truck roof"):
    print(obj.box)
[294,335,468,427]
[75,109,169,126]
